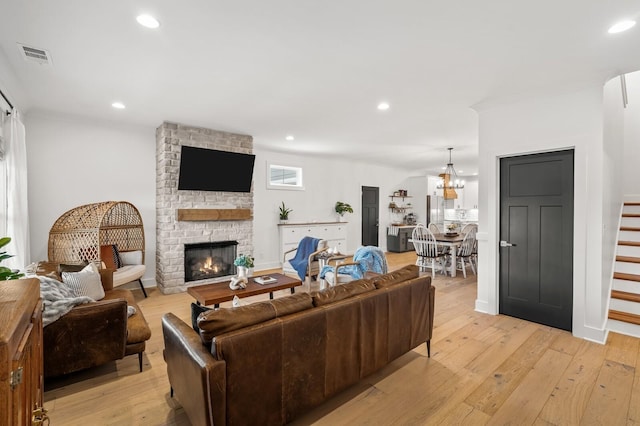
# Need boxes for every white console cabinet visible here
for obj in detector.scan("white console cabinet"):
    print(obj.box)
[278,222,347,264]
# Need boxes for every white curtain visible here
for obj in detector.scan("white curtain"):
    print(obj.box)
[1,109,29,270]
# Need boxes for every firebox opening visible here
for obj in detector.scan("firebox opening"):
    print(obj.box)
[184,240,238,282]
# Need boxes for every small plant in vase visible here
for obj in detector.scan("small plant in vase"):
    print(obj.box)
[446,223,458,235]
[335,201,353,222]
[0,237,24,281]
[234,254,254,277]
[279,202,292,223]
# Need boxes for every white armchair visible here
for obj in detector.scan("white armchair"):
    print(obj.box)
[282,239,328,284]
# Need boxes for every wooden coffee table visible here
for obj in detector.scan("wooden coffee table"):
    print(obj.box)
[187,273,302,308]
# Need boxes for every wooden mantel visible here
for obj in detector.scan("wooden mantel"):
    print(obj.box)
[177,208,252,221]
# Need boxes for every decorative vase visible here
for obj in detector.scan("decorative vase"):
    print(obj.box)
[280,219,289,224]
[237,266,248,279]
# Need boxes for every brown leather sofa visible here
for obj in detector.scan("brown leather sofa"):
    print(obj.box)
[162,264,434,425]
[36,261,152,378]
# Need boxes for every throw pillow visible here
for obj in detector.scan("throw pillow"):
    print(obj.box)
[100,245,122,269]
[61,263,105,301]
[119,250,143,266]
[59,262,88,273]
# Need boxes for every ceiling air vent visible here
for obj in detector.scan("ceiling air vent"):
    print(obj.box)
[17,43,52,66]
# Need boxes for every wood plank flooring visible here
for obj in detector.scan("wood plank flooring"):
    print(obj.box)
[42,252,640,425]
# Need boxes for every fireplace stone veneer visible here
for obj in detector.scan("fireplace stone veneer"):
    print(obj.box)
[156,122,253,294]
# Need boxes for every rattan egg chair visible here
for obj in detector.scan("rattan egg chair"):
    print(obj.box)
[48,201,147,295]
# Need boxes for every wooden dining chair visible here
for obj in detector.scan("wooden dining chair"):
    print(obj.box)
[455,228,477,278]
[412,225,447,279]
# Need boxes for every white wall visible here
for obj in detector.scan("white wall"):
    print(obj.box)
[25,111,157,290]
[253,147,410,270]
[24,112,415,280]
[624,71,640,199]
[475,85,620,343]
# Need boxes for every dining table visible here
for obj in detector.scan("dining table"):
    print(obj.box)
[432,233,466,277]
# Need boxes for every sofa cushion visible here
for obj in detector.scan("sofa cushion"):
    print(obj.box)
[311,279,375,307]
[198,302,277,345]
[269,292,313,317]
[191,302,213,333]
[103,288,151,344]
[113,264,146,286]
[371,264,420,289]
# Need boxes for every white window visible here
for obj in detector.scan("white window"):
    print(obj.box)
[267,164,304,190]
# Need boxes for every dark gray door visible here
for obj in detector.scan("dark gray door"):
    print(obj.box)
[362,186,379,246]
[500,150,574,331]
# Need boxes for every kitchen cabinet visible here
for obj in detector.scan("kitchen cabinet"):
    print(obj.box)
[387,226,415,252]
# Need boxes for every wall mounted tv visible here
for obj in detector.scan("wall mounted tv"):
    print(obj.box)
[177,146,256,192]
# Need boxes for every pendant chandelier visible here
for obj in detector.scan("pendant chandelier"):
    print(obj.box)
[436,147,464,190]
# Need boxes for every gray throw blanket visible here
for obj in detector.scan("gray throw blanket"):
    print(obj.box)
[38,275,93,327]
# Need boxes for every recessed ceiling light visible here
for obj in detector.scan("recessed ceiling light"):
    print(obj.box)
[377,102,390,111]
[136,14,160,29]
[458,170,464,174]
[112,102,126,109]
[608,20,636,34]
[285,135,294,141]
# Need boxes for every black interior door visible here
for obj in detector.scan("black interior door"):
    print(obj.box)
[362,186,379,246]
[499,150,574,331]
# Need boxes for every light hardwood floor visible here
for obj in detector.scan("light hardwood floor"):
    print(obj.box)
[43,252,640,425]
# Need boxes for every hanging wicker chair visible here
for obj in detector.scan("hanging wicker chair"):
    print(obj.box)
[48,201,145,266]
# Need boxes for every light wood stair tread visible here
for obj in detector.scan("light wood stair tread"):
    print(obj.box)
[609,310,640,325]
[622,213,640,218]
[624,202,640,206]
[611,290,640,303]
[614,272,640,282]
[619,241,640,247]
[617,256,640,264]
[620,227,640,232]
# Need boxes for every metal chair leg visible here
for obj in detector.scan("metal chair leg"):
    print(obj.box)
[138,279,148,298]
[138,352,143,372]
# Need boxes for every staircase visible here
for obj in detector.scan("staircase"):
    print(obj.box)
[608,202,640,337]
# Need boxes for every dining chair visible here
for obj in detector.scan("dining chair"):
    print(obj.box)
[460,223,477,235]
[412,225,447,279]
[455,227,477,278]
[428,222,442,234]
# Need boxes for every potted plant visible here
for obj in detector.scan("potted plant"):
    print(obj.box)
[0,237,24,280]
[234,254,255,278]
[279,202,292,223]
[335,201,353,221]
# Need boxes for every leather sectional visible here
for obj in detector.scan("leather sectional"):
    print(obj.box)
[162,264,434,425]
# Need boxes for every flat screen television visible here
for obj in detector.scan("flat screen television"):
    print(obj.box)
[177,146,256,192]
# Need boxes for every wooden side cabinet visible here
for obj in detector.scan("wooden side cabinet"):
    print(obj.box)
[0,278,47,426]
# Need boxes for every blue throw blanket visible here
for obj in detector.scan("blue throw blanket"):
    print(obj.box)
[319,246,388,280]
[289,236,320,280]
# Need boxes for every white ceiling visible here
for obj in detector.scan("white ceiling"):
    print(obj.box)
[1,0,639,176]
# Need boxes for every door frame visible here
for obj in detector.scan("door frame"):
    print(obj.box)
[476,145,590,338]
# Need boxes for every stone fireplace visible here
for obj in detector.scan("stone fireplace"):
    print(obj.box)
[184,241,238,282]
[156,122,253,294]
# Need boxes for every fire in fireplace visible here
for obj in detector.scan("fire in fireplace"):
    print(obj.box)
[184,241,238,282]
